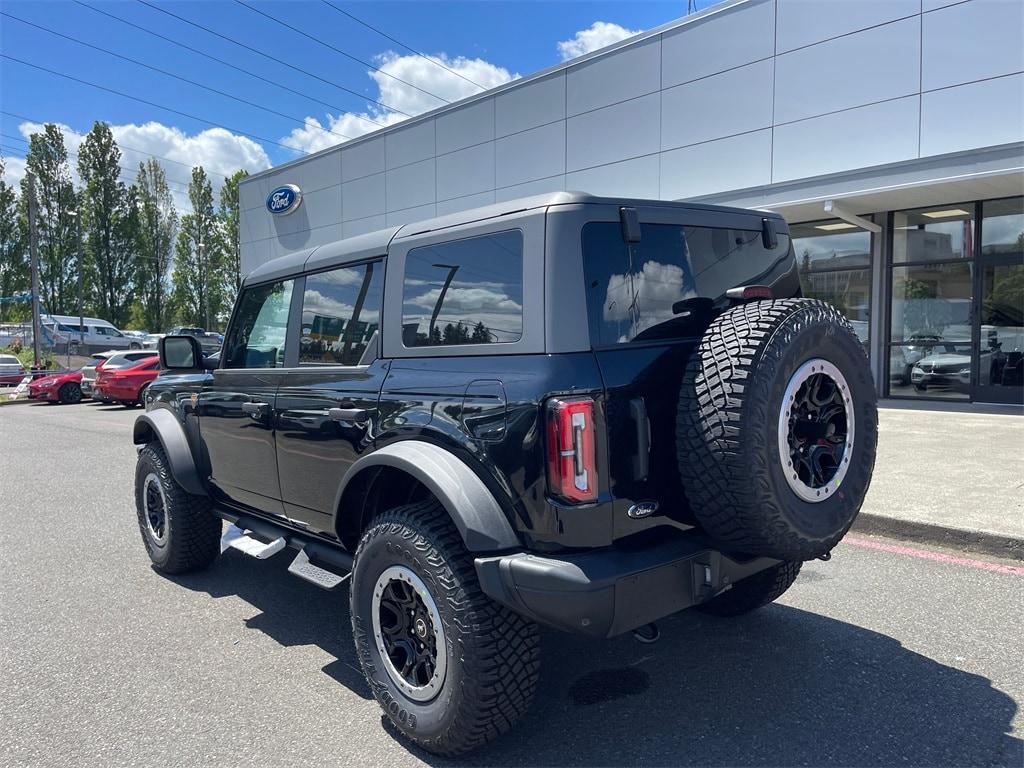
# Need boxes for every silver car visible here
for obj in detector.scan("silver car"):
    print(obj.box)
[80,350,156,398]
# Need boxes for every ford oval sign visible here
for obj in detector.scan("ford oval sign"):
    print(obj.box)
[266,184,302,216]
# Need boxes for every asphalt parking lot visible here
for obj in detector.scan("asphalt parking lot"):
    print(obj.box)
[1,401,1022,767]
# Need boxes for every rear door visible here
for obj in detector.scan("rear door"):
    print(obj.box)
[274,259,387,535]
[200,278,297,517]
[581,206,798,533]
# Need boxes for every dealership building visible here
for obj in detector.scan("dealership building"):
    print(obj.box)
[239,0,1024,406]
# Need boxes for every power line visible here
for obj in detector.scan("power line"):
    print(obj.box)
[0,54,307,154]
[319,1,487,91]
[1,11,356,146]
[0,139,193,193]
[73,0,389,133]
[233,0,450,106]
[135,0,414,119]
[0,109,229,179]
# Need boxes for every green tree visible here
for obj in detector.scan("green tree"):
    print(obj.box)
[0,155,28,323]
[218,169,247,308]
[20,124,78,314]
[470,321,490,343]
[77,122,138,326]
[134,158,177,331]
[173,167,224,329]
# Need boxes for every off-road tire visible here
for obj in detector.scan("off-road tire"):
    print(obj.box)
[58,382,82,404]
[351,500,540,756]
[697,561,802,617]
[134,443,220,574]
[678,298,877,561]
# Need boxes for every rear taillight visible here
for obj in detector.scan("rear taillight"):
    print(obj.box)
[545,396,598,504]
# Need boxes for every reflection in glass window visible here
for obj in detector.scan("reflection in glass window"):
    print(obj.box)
[792,220,872,346]
[224,280,293,369]
[890,262,973,343]
[981,197,1024,257]
[791,221,871,270]
[582,222,791,345]
[893,204,974,263]
[402,230,523,347]
[299,262,383,366]
[980,198,1024,392]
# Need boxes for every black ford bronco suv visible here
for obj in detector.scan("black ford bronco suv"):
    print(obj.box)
[132,192,877,755]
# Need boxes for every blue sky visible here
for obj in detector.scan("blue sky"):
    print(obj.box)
[0,0,712,200]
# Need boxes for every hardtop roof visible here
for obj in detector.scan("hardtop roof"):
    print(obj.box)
[244,191,781,286]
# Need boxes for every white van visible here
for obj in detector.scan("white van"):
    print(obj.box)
[44,314,142,353]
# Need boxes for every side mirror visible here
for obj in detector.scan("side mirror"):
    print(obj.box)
[159,335,204,370]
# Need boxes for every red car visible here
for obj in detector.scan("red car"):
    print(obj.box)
[94,355,160,407]
[27,369,86,404]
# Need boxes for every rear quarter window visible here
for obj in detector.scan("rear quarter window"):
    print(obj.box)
[401,230,524,348]
[582,221,791,345]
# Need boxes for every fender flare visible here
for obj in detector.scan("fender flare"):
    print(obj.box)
[133,409,207,496]
[336,441,519,552]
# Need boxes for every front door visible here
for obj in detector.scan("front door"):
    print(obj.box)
[200,278,297,516]
[974,253,1024,404]
[274,260,386,535]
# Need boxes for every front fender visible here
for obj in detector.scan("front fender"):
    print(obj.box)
[133,409,207,496]
[336,440,519,552]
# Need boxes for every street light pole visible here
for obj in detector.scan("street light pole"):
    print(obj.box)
[67,209,84,358]
[26,172,42,369]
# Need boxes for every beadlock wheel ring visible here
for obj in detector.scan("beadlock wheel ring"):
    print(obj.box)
[371,565,447,703]
[777,358,855,504]
[142,472,168,543]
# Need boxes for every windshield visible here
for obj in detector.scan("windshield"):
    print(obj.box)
[0,355,20,365]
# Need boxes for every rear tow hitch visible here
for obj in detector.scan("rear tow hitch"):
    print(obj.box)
[631,622,660,644]
[817,550,833,562]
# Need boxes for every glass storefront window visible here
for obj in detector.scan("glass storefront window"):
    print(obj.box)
[791,219,872,346]
[892,203,975,263]
[979,197,1024,396]
[890,262,973,343]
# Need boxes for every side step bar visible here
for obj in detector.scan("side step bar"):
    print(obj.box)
[221,524,286,559]
[219,519,353,591]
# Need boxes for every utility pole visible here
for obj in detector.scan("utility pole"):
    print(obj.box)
[26,172,42,369]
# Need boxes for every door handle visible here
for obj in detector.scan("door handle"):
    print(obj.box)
[241,401,270,419]
[329,407,368,424]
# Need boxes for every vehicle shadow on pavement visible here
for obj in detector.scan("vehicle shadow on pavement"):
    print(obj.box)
[169,553,1021,768]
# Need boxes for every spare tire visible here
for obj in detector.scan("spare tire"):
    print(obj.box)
[677,298,877,561]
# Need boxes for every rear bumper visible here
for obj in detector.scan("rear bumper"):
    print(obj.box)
[475,532,777,637]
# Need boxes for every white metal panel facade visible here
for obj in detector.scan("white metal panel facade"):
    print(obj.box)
[241,0,1024,274]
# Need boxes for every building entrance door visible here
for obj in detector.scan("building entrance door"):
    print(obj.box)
[974,253,1024,404]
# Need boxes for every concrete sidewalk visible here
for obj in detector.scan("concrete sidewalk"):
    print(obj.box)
[853,403,1024,559]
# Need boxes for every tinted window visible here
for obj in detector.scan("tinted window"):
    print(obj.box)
[582,222,791,345]
[223,280,294,369]
[401,230,523,347]
[299,261,383,366]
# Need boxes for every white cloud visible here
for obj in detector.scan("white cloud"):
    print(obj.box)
[7,121,271,211]
[1,153,27,188]
[603,260,696,341]
[557,21,642,61]
[408,286,522,315]
[281,51,517,155]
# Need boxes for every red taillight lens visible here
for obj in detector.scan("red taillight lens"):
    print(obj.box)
[545,396,598,504]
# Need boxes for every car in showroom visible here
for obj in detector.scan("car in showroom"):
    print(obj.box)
[94,354,160,407]
[27,367,85,404]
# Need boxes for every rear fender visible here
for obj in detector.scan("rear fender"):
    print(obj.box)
[335,440,519,552]
[133,408,206,496]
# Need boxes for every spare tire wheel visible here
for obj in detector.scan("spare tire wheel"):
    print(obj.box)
[677,298,877,561]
